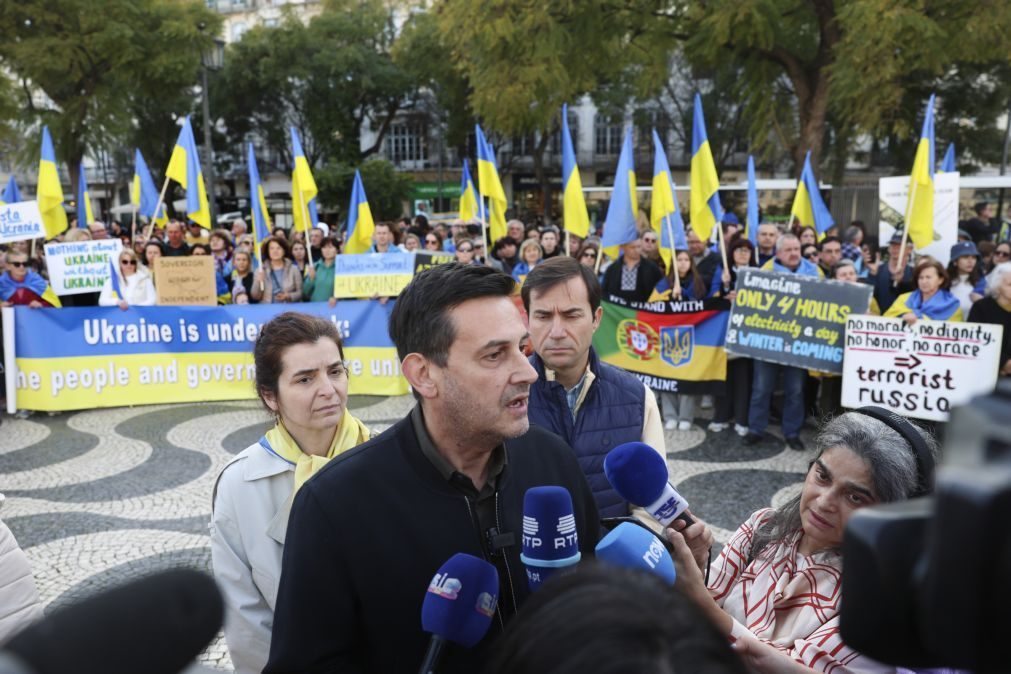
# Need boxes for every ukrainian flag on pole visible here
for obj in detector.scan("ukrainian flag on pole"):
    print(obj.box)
[107,258,123,300]
[746,155,759,249]
[789,150,834,235]
[38,126,68,240]
[344,170,375,255]
[600,128,638,257]
[905,94,936,250]
[474,124,508,242]
[290,127,318,238]
[132,150,167,225]
[690,94,722,242]
[247,143,272,262]
[1,176,21,205]
[561,104,590,239]
[940,142,956,173]
[77,164,95,228]
[165,116,210,228]
[459,158,480,222]
[650,129,687,271]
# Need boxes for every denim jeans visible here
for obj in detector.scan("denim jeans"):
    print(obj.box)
[748,360,806,438]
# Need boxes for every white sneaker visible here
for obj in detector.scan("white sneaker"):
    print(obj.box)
[707,422,728,432]
[734,424,749,437]
[664,419,677,431]
[678,421,692,431]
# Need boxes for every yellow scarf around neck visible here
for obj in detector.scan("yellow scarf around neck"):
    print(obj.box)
[260,408,370,495]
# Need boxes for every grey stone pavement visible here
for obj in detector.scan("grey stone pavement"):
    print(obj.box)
[0,395,817,671]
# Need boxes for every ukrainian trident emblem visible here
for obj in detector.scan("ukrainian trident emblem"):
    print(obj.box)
[660,326,694,367]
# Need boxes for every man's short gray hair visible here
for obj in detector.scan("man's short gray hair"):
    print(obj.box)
[775,232,799,252]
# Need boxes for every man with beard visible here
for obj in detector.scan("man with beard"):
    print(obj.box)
[266,263,599,674]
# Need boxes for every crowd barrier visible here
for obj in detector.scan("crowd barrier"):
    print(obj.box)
[2,300,408,413]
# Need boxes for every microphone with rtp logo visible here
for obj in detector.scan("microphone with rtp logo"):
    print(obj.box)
[418,553,499,674]
[595,521,677,585]
[519,486,582,591]
[603,441,694,527]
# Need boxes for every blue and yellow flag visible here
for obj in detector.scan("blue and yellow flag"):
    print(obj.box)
[474,124,508,242]
[290,127,319,237]
[650,129,686,272]
[690,94,722,243]
[38,126,68,240]
[344,170,375,255]
[108,258,122,300]
[746,155,759,249]
[0,176,21,204]
[790,150,834,235]
[132,149,167,226]
[906,95,935,250]
[600,128,638,257]
[247,143,272,264]
[940,142,955,173]
[165,117,210,228]
[459,158,480,222]
[77,163,94,228]
[561,104,590,238]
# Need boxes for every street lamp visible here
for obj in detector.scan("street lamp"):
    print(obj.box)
[200,37,225,228]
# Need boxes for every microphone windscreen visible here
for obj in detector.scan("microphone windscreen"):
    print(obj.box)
[520,486,581,590]
[603,442,669,506]
[421,553,499,648]
[595,522,677,585]
[4,568,223,674]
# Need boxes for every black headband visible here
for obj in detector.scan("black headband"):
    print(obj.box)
[850,406,935,497]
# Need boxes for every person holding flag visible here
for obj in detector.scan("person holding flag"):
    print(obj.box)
[37,125,68,241]
[474,124,508,245]
[650,128,688,278]
[459,158,480,222]
[789,150,834,237]
[601,129,662,303]
[561,104,590,254]
[290,128,318,261]
[98,249,155,310]
[0,176,21,205]
[0,249,61,308]
[77,164,95,228]
[343,170,375,255]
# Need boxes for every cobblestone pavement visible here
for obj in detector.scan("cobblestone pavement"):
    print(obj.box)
[0,395,817,671]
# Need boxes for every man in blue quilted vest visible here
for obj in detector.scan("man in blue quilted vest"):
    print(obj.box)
[522,256,666,519]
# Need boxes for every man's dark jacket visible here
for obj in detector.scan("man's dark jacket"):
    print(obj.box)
[527,349,644,518]
[600,256,663,304]
[264,414,599,674]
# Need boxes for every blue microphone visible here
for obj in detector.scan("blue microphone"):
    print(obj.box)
[418,553,499,674]
[595,521,677,585]
[603,442,693,527]
[520,486,582,590]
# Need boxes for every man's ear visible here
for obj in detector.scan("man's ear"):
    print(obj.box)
[591,305,603,332]
[401,353,438,400]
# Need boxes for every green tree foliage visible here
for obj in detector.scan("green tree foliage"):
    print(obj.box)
[213,0,412,169]
[315,159,413,223]
[0,0,220,193]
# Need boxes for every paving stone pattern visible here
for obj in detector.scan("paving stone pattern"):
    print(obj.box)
[0,396,817,671]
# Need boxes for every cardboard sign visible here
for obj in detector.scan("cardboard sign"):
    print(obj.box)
[725,269,874,373]
[878,172,959,265]
[0,201,45,244]
[44,239,123,295]
[333,252,415,298]
[154,256,216,306]
[841,315,1003,421]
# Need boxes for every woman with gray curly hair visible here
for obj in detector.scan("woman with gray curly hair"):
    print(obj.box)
[968,261,1011,377]
[668,408,937,673]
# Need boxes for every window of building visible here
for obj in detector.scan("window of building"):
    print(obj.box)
[385,122,427,164]
[231,22,248,41]
[594,115,623,156]
[511,133,536,158]
[550,111,579,155]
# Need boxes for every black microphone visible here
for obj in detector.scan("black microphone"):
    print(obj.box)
[0,569,223,674]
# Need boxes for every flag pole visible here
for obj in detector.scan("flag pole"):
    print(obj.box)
[664,214,681,297]
[130,203,138,247]
[896,178,919,276]
[144,176,171,243]
[716,220,730,280]
[295,186,314,265]
[565,230,571,257]
[478,197,490,267]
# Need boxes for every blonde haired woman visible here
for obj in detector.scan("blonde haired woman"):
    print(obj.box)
[98,249,156,310]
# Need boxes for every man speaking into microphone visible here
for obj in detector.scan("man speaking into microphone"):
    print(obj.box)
[265,264,598,674]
